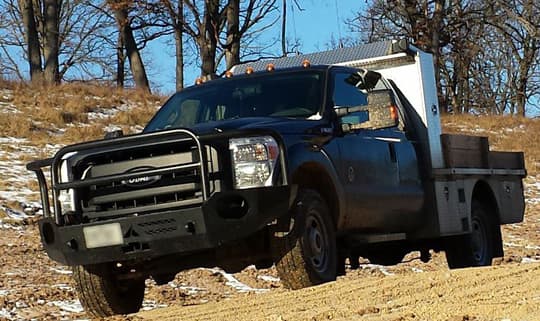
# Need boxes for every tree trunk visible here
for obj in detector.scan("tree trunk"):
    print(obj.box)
[175,0,184,91]
[43,0,60,84]
[225,0,240,70]
[516,71,529,117]
[19,0,43,83]
[431,0,446,113]
[116,31,125,88]
[199,0,219,78]
[111,3,151,93]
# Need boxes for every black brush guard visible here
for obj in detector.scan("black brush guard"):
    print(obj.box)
[27,129,292,266]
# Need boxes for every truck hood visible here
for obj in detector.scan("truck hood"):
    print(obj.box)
[183,117,327,136]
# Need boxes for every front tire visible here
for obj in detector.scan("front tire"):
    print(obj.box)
[72,264,145,317]
[445,200,498,268]
[272,189,337,289]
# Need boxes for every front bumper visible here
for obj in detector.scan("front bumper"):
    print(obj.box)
[39,186,292,266]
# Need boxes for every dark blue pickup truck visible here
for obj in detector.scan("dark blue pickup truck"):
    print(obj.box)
[28,41,525,317]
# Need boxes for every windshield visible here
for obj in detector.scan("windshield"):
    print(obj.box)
[144,70,324,132]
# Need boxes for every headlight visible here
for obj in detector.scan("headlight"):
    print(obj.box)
[229,136,280,189]
[58,153,76,213]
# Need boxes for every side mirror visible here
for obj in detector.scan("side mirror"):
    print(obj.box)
[335,89,399,132]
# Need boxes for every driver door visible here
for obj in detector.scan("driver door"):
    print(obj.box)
[330,70,422,232]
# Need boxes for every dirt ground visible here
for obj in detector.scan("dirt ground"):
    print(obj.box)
[0,198,538,321]
[137,263,540,321]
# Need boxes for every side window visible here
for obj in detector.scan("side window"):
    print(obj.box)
[332,72,368,107]
[333,72,369,125]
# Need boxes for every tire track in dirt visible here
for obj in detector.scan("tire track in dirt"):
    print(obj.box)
[135,263,540,321]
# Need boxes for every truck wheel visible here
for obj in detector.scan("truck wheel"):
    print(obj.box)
[272,189,337,289]
[445,200,497,268]
[72,264,145,317]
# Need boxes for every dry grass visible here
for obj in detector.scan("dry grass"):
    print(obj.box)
[441,114,540,175]
[1,82,164,144]
[0,77,17,90]
[111,105,158,128]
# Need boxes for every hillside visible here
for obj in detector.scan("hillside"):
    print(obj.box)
[0,85,538,320]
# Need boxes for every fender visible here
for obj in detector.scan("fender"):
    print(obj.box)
[285,139,347,231]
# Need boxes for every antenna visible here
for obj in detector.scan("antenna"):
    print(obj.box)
[334,0,343,48]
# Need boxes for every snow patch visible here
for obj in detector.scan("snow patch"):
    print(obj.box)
[0,308,15,320]
[168,282,206,295]
[103,124,123,132]
[50,267,73,275]
[359,264,395,276]
[0,205,31,221]
[53,284,74,291]
[0,222,23,231]
[521,257,540,264]
[411,267,424,273]
[206,268,269,293]
[0,137,28,144]
[15,301,28,308]
[141,300,168,311]
[49,299,85,313]
[257,275,281,282]
[504,242,540,250]
[179,286,205,295]
[87,104,131,121]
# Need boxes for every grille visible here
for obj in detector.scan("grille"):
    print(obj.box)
[67,133,219,221]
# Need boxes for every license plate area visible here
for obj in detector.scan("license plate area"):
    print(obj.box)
[83,223,123,249]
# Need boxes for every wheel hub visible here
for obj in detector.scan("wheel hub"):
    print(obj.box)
[306,215,328,272]
[471,217,487,263]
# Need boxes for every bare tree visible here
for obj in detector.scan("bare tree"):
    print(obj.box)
[348,0,540,115]
[181,0,221,79]
[1,0,120,84]
[43,0,61,83]
[19,0,43,82]
[108,0,151,92]
[161,0,185,91]
[350,0,451,111]
[489,0,539,116]
[223,0,278,70]
[225,0,240,68]
[178,0,278,78]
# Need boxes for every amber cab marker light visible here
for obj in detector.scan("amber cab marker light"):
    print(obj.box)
[390,105,399,121]
[225,71,234,78]
[246,67,254,75]
[266,63,275,72]
[195,78,203,85]
[302,59,311,68]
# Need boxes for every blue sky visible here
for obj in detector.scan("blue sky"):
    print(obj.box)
[146,0,366,95]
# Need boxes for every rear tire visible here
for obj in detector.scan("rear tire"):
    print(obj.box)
[445,200,498,268]
[271,189,337,289]
[72,264,145,317]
